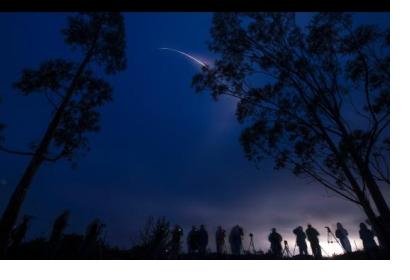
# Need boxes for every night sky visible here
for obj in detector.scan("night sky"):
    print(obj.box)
[0,12,389,254]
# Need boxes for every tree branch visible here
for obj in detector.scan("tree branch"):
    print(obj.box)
[0,145,63,162]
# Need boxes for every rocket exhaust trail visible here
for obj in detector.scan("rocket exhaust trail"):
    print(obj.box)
[158,48,208,68]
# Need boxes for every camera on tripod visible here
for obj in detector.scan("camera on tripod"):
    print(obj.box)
[324,226,344,250]
[247,233,256,254]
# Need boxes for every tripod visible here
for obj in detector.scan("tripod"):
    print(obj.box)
[292,242,297,256]
[248,233,256,254]
[222,242,228,254]
[325,226,344,252]
[319,244,330,257]
[282,240,293,258]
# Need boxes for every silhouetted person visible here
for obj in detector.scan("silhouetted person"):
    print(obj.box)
[293,226,308,256]
[268,228,283,258]
[306,224,322,258]
[198,224,208,255]
[169,225,183,257]
[359,222,377,251]
[229,225,244,255]
[187,226,199,254]
[215,226,226,254]
[335,222,352,253]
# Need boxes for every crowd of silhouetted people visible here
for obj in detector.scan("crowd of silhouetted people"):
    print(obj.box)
[1,211,385,259]
[176,221,381,259]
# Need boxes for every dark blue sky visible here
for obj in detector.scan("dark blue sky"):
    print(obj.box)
[0,12,389,252]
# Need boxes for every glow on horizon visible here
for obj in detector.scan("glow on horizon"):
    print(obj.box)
[240,226,367,257]
[255,235,364,257]
[233,233,365,257]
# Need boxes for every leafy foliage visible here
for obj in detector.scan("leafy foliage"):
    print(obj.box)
[13,61,113,163]
[62,13,127,74]
[193,13,389,204]
[9,13,127,165]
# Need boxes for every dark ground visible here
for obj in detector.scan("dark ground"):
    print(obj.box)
[5,238,388,260]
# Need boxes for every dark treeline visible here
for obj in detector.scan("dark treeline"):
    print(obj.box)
[3,213,387,260]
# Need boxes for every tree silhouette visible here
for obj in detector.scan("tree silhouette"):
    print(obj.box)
[193,13,389,250]
[0,13,127,253]
[48,210,70,258]
[8,215,33,257]
[81,218,105,259]
[132,216,171,259]
[49,210,70,245]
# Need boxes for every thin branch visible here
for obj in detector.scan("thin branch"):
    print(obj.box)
[0,145,36,157]
[292,159,361,205]
[0,145,63,162]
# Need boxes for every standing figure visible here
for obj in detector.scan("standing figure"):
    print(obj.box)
[229,225,244,255]
[198,224,208,255]
[306,224,322,259]
[215,226,226,254]
[335,222,352,253]
[169,225,183,257]
[292,226,308,256]
[359,222,378,251]
[268,228,283,258]
[187,226,199,254]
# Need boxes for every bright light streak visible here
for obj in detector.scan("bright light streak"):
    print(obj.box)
[158,47,208,68]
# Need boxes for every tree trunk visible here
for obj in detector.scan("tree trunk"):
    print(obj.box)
[310,111,389,253]
[0,48,95,255]
[359,162,390,220]
[331,114,390,235]
[357,192,389,256]
[345,146,390,251]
